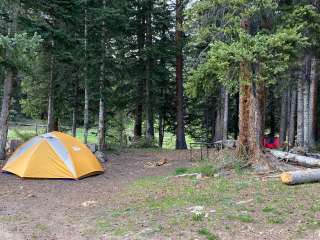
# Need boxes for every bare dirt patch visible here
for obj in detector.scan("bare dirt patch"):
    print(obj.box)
[0,149,191,240]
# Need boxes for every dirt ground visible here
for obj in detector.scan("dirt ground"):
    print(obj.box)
[0,149,191,240]
[1,149,320,240]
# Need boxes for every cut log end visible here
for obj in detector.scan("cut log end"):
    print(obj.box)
[280,172,293,185]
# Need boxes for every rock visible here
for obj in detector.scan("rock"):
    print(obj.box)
[6,139,23,154]
[95,151,108,163]
[81,200,97,207]
[236,199,254,205]
[86,143,98,153]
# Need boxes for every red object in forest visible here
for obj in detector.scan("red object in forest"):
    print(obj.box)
[263,136,280,149]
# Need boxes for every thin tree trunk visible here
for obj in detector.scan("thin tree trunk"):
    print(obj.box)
[134,104,143,140]
[145,0,153,146]
[72,80,78,137]
[288,86,297,147]
[214,106,222,142]
[98,0,106,151]
[47,40,55,132]
[98,97,105,151]
[279,90,288,145]
[72,108,77,137]
[297,74,305,147]
[0,70,15,160]
[175,0,187,149]
[134,8,145,141]
[222,88,229,144]
[83,1,89,144]
[158,88,165,148]
[303,54,311,150]
[309,56,317,148]
[0,1,18,159]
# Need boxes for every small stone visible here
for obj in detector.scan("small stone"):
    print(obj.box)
[81,200,97,207]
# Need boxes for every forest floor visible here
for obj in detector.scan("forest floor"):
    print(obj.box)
[0,148,320,240]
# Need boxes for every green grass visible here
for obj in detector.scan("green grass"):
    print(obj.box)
[8,123,196,149]
[198,228,220,240]
[79,167,320,239]
[174,165,217,177]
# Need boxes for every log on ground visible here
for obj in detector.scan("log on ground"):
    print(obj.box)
[281,169,320,185]
[270,150,320,168]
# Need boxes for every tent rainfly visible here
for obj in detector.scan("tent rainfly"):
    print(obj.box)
[2,132,104,179]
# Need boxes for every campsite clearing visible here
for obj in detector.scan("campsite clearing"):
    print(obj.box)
[0,149,320,240]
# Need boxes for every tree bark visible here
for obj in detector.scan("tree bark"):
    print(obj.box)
[134,7,145,141]
[0,1,18,159]
[175,0,187,150]
[309,56,317,148]
[98,0,106,151]
[214,86,228,144]
[83,0,89,144]
[303,54,312,150]
[237,61,264,162]
[281,169,320,185]
[288,86,297,147]
[0,70,15,160]
[297,73,305,147]
[145,0,154,146]
[237,17,265,162]
[223,88,229,144]
[47,40,55,133]
[279,90,288,145]
[271,150,320,168]
[72,79,78,137]
[134,104,143,140]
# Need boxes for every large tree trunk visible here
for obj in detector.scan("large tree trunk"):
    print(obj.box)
[309,56,318,148]
[279,89,288,145]
[83,1,89,144]
[145,0,154,146]
[238,62,264,162]
[175,0,187,149]
[47,40,55,133]
[0,70,15,160]
[288,86,297,147]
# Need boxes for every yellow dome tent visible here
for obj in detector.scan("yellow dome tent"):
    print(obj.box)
[2,132,104,179]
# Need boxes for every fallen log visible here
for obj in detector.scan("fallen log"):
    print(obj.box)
[270,150,320,168]
[281,169,320,185]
